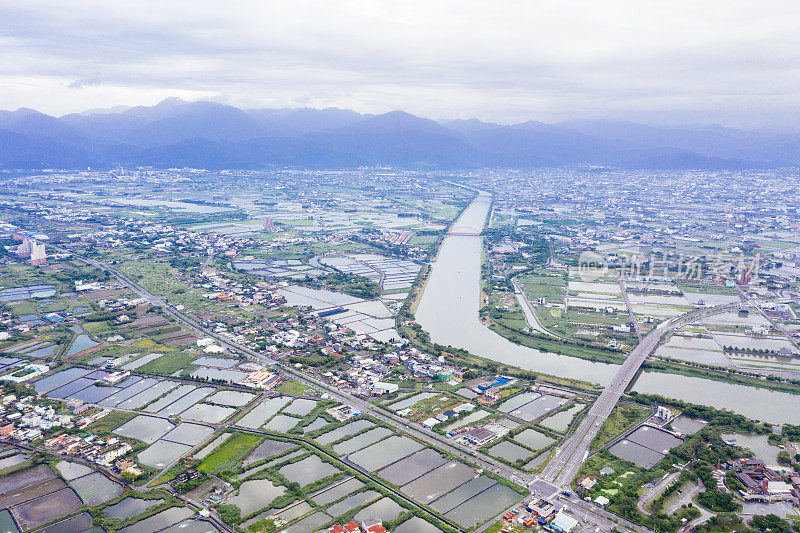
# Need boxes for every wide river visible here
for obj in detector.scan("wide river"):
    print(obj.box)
[415,193,800,424]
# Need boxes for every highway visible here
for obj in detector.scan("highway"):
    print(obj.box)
[58,248,539,480]
[60,246,742,532]
[541,302,739,487]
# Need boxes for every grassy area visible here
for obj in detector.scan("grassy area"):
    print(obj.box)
[488,322,627,365]
[590,403,652,451]
[85,410,137,435]
[274,380,312,396]
[197,432,263,474]
[136,353,198,375]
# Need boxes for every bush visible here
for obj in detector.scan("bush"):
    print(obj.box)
[696,489,740,512]
[216,504,241,525]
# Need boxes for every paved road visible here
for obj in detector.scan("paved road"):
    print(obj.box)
[737,286,800,354]
[637,471,681,515]
[619,279,643,341]
[62,247,742,532]
[512,277,559,337]
[60,249,537,480]
[541,303,739,487]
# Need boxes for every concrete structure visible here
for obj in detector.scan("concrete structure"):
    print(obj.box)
[551,510,579,532]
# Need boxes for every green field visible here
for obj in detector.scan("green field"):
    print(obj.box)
[136,353,198,375]
[590,403,652,451]
[198,432,264,474]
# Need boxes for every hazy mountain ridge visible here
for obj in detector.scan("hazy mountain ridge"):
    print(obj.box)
[0,98,796,169]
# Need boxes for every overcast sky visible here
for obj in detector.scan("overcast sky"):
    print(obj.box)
[2,1,800,129]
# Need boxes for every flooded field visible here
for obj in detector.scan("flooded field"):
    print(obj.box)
[162,423,214,445]
[99,378,161,407]
[242,439,295,467]
[523,453,550,471]
[114,415,175,444]
[302,417,329,433]
[236,396,292,429]
[326,489,380,516]
[34,368,91,393]
[64,334,98,356]
[444,483,521,526]
[0,453,27,471]
[488,440,533,462]
[670,415,708,435]
[138,440,193,468]
[194,356,238,368]
[278,455,340,486]
[352,497,404,524]
[378,448,447,485]
[347,435,423,471]
[116,381,180,410]
[314,419,374,445]
[228,479,285,514]
[104,497,165,519]
[507,394,568,421]
[119,506,194,533]
[180,403,235,423]
[608,439,665,468]
[332,427,392,455]
[190,368,248,383]
[401,461,475,502]
[429,475,495,514]
[497,392,539,413]
[280,511,331,533]
[35,511,94,533]
[441,409,490,432]
[68,471,123,506]
[539,404,583,432]
[394,516,443,533]
[309,477,365,506]
[12,488,82,531]
[161,518,219,533]
[206,390,255,407]
[264,414,300,432]
[512,428,556,450]
[156,387,215,416]
[144,384,196,413]
[0,510,15,533]
[281,398,317,416]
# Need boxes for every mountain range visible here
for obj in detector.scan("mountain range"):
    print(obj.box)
[1,97,798,170]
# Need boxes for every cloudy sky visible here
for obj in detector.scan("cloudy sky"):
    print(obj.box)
[2,0,800,128]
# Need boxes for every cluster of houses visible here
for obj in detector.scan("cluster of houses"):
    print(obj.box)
[0,393,144,479]
[0,393,73,442]
[315,348,462,398]
[316,517,388,533]
[500,496,579,532]
[43,433,142,478]
[729,458,800,503]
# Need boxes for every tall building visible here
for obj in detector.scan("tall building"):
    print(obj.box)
[16,237,35,258]
[263,217,277,231]
[19,238,46,266]
[29,241,46,266]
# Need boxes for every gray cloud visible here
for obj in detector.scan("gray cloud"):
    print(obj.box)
[1,0,800,129]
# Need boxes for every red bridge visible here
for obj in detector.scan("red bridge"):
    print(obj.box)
[447,225,482,236]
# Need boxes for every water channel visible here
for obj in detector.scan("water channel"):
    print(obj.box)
[415,193,800,424]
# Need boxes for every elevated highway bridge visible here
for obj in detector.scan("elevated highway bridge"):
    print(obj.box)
[541,301,741,487]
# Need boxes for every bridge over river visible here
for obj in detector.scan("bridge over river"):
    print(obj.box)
[541,302,740,486]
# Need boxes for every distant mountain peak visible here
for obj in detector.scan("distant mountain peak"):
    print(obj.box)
[156,96,186,108]
[0,101,791,170]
